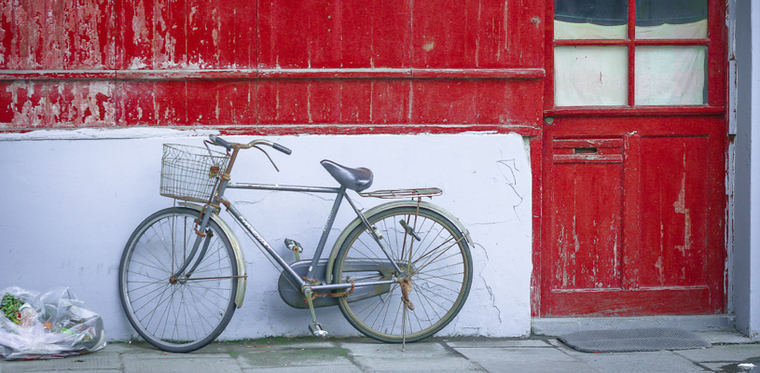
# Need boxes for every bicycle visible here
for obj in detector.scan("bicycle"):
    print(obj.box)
[118,135,473,352]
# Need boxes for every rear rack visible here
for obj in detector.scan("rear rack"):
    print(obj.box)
[358,187,442,199]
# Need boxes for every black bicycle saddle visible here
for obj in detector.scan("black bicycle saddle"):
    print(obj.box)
[320,160,373,192]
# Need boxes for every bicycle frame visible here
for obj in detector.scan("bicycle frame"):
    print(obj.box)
[176,177,405,297]
[223,182,404,292]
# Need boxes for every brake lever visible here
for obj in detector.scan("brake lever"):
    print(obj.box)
[253,145,280,172]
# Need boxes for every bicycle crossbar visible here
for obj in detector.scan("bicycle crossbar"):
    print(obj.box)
[227,183,342,194]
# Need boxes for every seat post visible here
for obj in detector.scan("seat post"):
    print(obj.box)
[305,186,346,280]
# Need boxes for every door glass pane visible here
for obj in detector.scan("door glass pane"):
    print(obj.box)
[555,0,627,39]
[554,46,628,106]
[635,0,707,39]
[634,46,707,105]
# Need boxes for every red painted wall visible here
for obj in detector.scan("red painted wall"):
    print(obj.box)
[0,0,545,134]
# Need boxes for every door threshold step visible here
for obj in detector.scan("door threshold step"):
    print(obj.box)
[532,315,735,337]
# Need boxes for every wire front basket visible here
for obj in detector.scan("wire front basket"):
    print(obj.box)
[160,144,230,203]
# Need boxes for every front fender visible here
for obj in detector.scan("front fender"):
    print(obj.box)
[325,200,472,283]
[179,202,247,308]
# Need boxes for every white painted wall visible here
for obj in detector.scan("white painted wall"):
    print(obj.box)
[0,129,533,340]
[733,0,760,339]
[749,0,760,338]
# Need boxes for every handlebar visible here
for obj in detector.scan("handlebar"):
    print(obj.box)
[209,135,234,150]
[208,135,291,172]
[208,135,292,155]
[271,142,292,155]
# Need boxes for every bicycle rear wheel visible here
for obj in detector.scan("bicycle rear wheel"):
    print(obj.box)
[119,207,237,352]
[333,205,472,342]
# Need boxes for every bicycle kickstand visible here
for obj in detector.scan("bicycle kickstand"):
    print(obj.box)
[303,287,328,338]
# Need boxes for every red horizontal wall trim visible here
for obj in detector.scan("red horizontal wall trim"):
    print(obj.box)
[545,106,725,117]
[0,124,540,136]
[0,68,545,81]
[218,124,540,136]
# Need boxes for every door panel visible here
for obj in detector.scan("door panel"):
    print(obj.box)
[540,117,725,317]
[638,136,710,288]
[550,139,624,292]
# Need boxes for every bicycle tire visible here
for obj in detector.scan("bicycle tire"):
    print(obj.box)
[333,205,473,342]
[119,207,237,352]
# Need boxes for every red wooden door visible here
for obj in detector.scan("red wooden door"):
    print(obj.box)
[541,117,725,316]
[539,0,726,316]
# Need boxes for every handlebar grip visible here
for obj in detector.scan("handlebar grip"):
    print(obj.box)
[272,143,292,155]
[209,135,233,150]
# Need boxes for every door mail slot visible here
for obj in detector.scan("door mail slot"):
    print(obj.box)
[553,138,623,163]
[574,147,598,154]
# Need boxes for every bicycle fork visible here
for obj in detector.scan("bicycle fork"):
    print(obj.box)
[169,208,215,283]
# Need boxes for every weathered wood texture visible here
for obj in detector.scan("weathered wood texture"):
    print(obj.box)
[0,0,545,132]
[540,116,726,316]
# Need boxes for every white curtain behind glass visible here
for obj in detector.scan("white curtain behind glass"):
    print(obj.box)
[554,22,706,106]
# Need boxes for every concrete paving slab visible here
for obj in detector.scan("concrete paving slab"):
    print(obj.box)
[572,351,707,373]
[451,347,595,373]
[236,345,354,369]
[3,370,121,373]
[122,355,242,373]
[453,346,578,363]
[696,331,756,344]
[700,361,737,371]
[675,344,760,363]
[0,353,121,372]
[550,337,644,357]
[242,365,361,373]
[201,341,336,353]
[128,351,236,359]
[5,337,759,373]
[446,339,552,348]
[341,341,482,372]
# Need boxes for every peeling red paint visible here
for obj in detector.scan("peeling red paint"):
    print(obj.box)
[1,81,115,128]
[540,116,726,317]
[0,0,544,131]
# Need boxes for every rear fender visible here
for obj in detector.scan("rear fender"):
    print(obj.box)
[325,200,472,283]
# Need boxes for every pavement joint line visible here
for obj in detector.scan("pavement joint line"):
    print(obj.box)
[671,350,720,372]
[549,340,587,360]
[334,341,371,373]
[119,349,125,372]
[439,340,488,372]
[692,361,721,372]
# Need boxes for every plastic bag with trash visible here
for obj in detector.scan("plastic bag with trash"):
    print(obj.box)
[0,287,106,360]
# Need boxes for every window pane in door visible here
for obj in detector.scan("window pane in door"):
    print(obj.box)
[555,0,627,39]
[635,0,707,39]
[634,46,707,105]
[554,46,628,106]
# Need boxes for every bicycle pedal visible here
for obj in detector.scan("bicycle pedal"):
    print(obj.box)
[284,238,303,260]
[308,323,329,338]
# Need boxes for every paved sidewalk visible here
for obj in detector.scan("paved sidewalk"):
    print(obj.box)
[1,334,759,373]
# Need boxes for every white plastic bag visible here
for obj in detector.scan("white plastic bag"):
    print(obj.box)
[0,287,106,360]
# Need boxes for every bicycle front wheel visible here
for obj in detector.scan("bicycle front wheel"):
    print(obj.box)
[119,207,238,352]
[333,205,473,342]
